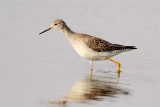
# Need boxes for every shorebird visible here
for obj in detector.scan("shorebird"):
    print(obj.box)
[39,19,137,75]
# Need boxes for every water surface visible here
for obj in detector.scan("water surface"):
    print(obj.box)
[0,0,159,107]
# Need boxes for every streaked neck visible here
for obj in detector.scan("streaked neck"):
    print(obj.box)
[59,24,75,39]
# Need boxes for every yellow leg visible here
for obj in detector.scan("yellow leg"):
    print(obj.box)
[106,57,121,73]
[91,63,93,70]
[90,61,93,76]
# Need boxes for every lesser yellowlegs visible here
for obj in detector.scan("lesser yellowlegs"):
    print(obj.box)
[39,19,137,75]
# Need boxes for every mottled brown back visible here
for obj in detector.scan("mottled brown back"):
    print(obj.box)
[86,36,136,52]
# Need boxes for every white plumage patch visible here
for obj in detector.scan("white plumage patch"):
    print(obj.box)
[70,39,131,61]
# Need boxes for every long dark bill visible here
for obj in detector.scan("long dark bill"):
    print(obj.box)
[39,28,51,35]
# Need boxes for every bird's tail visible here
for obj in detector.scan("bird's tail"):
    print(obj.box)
[124,46,137,50]
[125,46,137,50]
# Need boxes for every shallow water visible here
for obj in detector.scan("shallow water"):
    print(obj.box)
[0,0,159,107]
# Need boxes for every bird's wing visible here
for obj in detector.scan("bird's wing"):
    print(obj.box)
[85,36,136,52]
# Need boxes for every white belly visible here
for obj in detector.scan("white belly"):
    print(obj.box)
[70,41,121,61]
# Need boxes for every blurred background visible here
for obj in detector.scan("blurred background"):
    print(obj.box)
[0,0,159,107]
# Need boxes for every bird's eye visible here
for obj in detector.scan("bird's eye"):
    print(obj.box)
[54,23,57,25]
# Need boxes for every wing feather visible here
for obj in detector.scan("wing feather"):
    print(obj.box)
[86,36,136,52]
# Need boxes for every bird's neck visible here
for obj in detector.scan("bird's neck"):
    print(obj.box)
[59,24,75,39]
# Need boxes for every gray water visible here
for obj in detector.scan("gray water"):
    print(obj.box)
[0,0,159,107]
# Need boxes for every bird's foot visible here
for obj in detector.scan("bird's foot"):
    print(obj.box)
[90,69,93,76]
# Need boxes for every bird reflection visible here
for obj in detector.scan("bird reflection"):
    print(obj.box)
[47,71,129,107]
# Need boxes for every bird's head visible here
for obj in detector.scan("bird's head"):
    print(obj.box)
[39,19,65,35]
